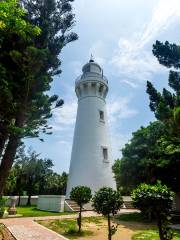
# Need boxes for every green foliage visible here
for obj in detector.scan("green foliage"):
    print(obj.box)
[146,40,180,192]
[153,40,180,69]
[132,182,175,240]
[0,0,40,38]
[14,146,54,203]
[112,121,165,194]
[0,197,7,217]
[4,145,68,198]
[92,187,123,216]
[0,0,77,195]
[132,181,174,214]
[43,172,68,195]
[92,187,123,240]
[113,39,180,194]
[70,186,92,207]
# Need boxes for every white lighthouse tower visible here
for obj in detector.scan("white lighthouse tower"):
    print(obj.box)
[66,58,116,197]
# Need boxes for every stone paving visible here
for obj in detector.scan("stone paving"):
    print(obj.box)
[0,209,138,240]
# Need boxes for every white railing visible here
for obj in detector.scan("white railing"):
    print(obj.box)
[75,73,108,85]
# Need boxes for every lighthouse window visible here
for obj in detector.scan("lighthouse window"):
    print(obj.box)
[102,147,108,162]
[99,110,104,121]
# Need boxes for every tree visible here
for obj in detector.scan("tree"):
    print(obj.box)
[92,187,123,240]
[112,121,165,194]
[0,0,41,157]
[70,186,92,233]
[0,0,44,195]
[0,0,78,195]
[4,146,68,204]
[42,171,68,195]
[112,159,121,191]
[132,181,175,240]
[113,40,180,194]
[146,40,180,192]
[13,146,54,205]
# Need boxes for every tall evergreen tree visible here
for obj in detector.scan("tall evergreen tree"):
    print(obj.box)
[113,41,180,193]
[146,40,180,191]
[0,0,77,195]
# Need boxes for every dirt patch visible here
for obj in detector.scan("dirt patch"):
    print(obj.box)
[0,224,15,240]
[39,218,154,240]
[77,220,153,240]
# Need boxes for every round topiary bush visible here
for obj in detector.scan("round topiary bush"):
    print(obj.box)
[70,186,92,232]
[92,187,123,240]
[132,181,175,240]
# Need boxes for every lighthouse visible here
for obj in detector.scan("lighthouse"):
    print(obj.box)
[66,58,116,197]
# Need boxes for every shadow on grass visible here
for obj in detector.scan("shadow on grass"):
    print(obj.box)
[64,228,94,239]
[115,212,151,223]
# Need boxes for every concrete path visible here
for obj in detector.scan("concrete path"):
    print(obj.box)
[1,217,67,240]
[0,210,138,240]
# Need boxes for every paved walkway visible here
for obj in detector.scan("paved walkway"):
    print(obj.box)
[0,210,138,240]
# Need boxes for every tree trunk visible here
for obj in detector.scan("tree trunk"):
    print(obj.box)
[0,131,8,158]
[157,212,164,240]
[108,214,111,240]
[0,134,20,197]
[0,114,24,197]
[18,192,21,206]
[78,205,82,233]
[27,194,31,206]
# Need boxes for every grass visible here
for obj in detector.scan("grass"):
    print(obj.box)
[132,229,180,240]
[13,205,75,217]
[38,216,104,239]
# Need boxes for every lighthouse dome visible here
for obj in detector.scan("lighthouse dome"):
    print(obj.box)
[75,58,108,86]
[82,59,102,75]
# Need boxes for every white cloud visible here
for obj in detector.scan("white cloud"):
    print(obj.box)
[107,96,138,160]
[51,101,77,131]
[121,79,138,89]
[110,0,180,87]
[107,97,138,124]
[140,0,180,47]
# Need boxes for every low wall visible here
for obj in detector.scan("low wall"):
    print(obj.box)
[4,196,38,206]
[37,195,65,212]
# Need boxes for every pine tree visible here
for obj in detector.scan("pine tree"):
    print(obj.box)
[0,0,78,195]
[146,40,180,191]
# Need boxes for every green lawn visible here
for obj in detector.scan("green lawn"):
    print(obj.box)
[13,205,75,217]
[132,229,180,240]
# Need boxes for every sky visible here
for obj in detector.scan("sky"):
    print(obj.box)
[26,0,180,173]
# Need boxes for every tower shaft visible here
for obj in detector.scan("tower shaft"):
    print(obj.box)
[66,60,115,197]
